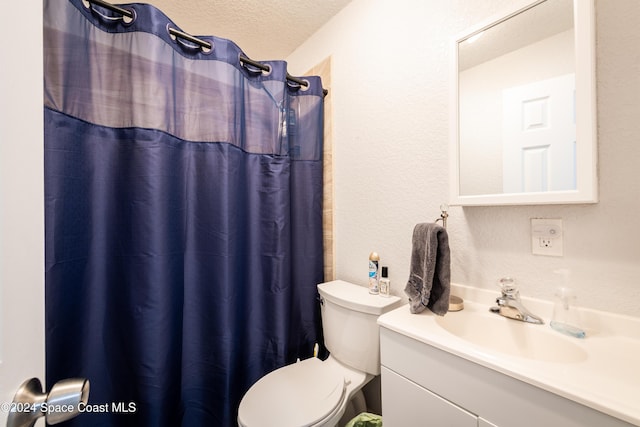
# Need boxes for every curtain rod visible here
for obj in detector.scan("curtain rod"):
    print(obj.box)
[85,0,328,96]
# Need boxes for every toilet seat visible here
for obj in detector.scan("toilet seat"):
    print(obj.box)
[238,357,347,427]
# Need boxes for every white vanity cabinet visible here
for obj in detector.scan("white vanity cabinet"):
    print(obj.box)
[379,326,635,427]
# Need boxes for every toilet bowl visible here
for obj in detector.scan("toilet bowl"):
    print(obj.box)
[237,280,401,427]
[237,356,368,427]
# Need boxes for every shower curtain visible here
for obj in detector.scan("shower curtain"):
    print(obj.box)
[43,1,324,426]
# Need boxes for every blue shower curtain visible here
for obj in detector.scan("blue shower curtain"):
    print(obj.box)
[43,1,324,426]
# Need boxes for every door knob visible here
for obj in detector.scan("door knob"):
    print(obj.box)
[6,377,89,427]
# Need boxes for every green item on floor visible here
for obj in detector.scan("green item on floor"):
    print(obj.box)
[345,412,383,427]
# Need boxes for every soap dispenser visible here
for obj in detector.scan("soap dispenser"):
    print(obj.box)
[550,287,586,338]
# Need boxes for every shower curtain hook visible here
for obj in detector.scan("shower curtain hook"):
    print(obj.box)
[85,0,134,19]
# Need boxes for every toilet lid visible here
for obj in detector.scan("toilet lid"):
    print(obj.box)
[238,357,346,427]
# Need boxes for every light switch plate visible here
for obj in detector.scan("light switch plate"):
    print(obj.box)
[531,218,563,256]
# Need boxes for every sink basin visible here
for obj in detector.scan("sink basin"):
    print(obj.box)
[435,302,588,363]
[378,286,640,426]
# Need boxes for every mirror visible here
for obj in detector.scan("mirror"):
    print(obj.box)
[450,0,597,206]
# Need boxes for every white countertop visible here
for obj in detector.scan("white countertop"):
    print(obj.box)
[377,284,640,426]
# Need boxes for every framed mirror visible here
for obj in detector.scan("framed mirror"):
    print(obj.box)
[449,0,597,206]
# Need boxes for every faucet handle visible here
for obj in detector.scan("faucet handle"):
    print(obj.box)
[498,277,518,296]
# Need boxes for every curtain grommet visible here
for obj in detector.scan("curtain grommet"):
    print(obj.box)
[299,79,311,91]
[260,64,272,77]
[200,40,214,55]
[82,0,136,26]
[121,7,136,26]
[287,78,310,92]
[167,25,213,55]
[239,54,271,76]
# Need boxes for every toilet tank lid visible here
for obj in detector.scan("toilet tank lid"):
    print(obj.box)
[317,280,401,315]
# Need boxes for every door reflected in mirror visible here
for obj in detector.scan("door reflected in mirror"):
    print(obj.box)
[451,0,597,206]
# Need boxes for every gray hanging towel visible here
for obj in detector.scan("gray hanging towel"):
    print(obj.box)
[404,223,451,316]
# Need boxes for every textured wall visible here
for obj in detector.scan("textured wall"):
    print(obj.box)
[287,0,640,317]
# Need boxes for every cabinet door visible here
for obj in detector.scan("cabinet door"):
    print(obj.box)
[381,366,477,427]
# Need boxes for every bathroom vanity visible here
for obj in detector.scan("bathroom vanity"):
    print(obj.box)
[377,285,640,427]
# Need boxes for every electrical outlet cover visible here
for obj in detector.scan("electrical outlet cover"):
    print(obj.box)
[531,218,563,256]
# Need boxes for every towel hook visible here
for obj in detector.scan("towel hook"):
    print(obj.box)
[435,203,449,229]
[433,203,462,311]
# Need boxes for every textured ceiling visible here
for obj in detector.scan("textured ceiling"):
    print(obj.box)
[146,0,354,60]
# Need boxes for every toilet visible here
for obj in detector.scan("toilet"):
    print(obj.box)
[237,280,401,427]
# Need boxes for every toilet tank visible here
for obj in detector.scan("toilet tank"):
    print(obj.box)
[318,280,401,375]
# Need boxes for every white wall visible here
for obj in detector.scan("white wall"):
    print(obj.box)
[287,0,640,317]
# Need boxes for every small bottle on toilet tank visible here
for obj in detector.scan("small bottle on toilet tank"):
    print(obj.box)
[368,252,380,294]
[379,266,390,297]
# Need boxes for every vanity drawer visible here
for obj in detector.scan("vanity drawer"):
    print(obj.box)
[381,366,477,427]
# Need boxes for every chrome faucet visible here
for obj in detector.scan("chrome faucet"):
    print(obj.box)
[490,278,544,325]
